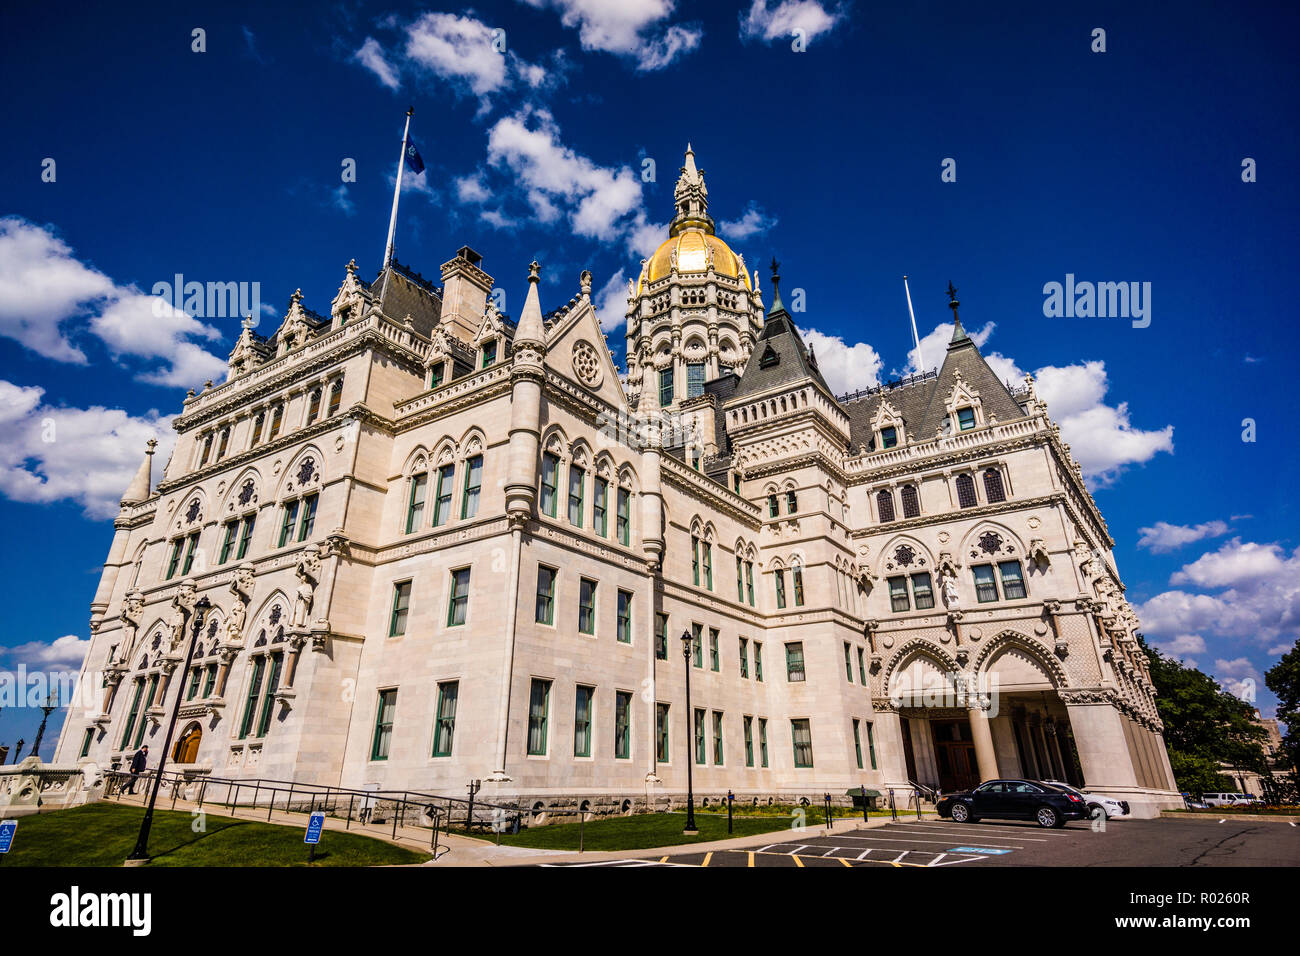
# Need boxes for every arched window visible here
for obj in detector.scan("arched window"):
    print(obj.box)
[876,490,896,523]
[983,468,1006,503]
[786,490,797,513]
[307,388,322,423]
[956,473,977,508]
[328,379,343,416]
[900,484,920,518]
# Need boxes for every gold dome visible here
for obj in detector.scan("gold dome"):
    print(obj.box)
[639,229,751,293]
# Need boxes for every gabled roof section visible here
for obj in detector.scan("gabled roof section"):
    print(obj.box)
[373,258,443,337]
[731,261,831,398]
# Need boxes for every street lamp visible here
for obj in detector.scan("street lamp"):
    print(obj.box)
[126,595,210,864]
[680,630,698,835]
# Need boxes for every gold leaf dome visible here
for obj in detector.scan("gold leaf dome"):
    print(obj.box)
[639,229,751,293]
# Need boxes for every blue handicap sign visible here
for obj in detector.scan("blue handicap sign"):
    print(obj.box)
[304,812,325,845]
[0,820,16,853]
[949,847,1012,855]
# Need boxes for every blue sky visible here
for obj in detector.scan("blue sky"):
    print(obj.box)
[1,0,1296,756]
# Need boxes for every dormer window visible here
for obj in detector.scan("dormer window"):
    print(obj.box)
[481,340,498,369]
[429,362,445,388]
[759,346,778,368]
[880,427,898,449]
[957,407,976,431]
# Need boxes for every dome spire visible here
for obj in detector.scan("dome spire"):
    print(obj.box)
[670,143,713,237]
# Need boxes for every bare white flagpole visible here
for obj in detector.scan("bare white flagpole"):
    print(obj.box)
[903,274,924,372]
[380,107,414,304]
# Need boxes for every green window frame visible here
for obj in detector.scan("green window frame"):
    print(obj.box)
[371,689,397,760]
[278,500,299,548]
[998,560,1028,600]
[703,542,713,590]
[119,678,144,750]
[165,538,183,579]
[957,406,976,430]
[616,589,632,643]
[857,648,867,685]
[457,455,478,515]
[219,521,238,565]
[759,717,769,767]
[709,628,719,671]
[745,561,755,605]
[754,642,764,682]
[656,702,670,762]
[743,716,754,767]
[482,339,498,368]
[578,578,596,635]
[615,691,632,759]
[239,657,265,740]
[736,556,745,602]
[712,710,724,764]
[432,464,454,526]
[540,452,559,517]
[775,569,787,609]
[406,473,427,533]
[297,493,318,542]
[447,567,470,626]
[573,685,594,757]
[691,535,700,586]
[694,708,706,765]
[616,488,630,545]
[911,572,935,610]
[792,566,804,606]
[659,366,674,407]
[880,426,898,448]
[428,361,444,388]
[79,727,94,758]
[853,718,863,769]
[186,666,201,700]
[389,580,412,637]
[593,477,608,536]
[255,652,283,738]
[844,642,853,682]
[686,361,705,398]
[785,642,805,682]
[655,613,668,660]
[867,721,878,769]
[527,679,551,755]
[691,623,703,668]
[567,465,584,527]
[768,494,779,518]
[739,637,749,678]
[236,515,255,559]
[181,533,199,575]
[134,675,157,749]
[791,718,814,768]
[973,564,999,603]
[202,663,217,698]
[433,681,458,757]
[535,566,556,625]
[889,575,911,612]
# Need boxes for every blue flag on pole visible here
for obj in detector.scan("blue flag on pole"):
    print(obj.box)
[404,137,425,175]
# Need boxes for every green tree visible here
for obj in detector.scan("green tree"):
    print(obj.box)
[1140,636,1267,795]
[1265,639,1300,774]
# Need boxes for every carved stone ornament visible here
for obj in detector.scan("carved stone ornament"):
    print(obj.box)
[292,546,322,628]
[571,340,603,389]
[117,590,145,664]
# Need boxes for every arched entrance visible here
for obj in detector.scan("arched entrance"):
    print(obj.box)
[173,722,202,763]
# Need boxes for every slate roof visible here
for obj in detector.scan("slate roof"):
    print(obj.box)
[730,306,832,399]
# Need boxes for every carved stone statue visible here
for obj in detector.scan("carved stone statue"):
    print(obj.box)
[117,589,145,664]
[292,547,321,629]
[167,581,197,653]
[940,571,961,609]
[226,564,254,645]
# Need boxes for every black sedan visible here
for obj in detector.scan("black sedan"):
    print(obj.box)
[936,779,1090,828]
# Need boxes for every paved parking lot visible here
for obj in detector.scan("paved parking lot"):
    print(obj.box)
[539,817,1299,867]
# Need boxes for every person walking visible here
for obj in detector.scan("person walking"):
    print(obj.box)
[127,745,148,794]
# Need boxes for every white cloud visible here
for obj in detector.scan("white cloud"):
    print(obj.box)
[594,268,630,331]
[0,217,227,388]
[798,327,883,395]
[905,319,995,376]
[1137,520,1231,553]
[626,214,669,259]
[4,634,89,670]
[455,173,491,204]
[720,202,777,241]
[404,12,510,96]
[1212,657,1262,701]
[331,184,356,216]
[740,0,843,44]
[1156,633,1207,657]
[354,36,400,89]
[523,0,702,70]
[1170,538,1291,590]
[0,379,175,519]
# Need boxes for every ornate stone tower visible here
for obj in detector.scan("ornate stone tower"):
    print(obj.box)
[625,145,765,412]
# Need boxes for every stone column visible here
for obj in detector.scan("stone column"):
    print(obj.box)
[968,704,1000,782]
[1061,691,1139,789]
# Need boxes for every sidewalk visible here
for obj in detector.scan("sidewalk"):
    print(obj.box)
[105,790,933,866]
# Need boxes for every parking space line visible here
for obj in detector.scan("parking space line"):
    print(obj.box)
[839,858,853,867]
[702,852,713,867]
[831,834,1025,848]
[747,851,754,867]
[906,821,1075,836]
[792,854,805,867]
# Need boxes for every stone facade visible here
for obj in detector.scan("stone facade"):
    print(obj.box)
[55,149,1181,818]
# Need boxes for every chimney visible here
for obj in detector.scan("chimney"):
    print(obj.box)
[439,246,493,344]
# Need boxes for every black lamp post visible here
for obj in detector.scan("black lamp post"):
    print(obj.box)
[680,630,698,835]
[126,595,210,864]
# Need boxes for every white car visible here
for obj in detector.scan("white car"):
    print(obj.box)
[1043,781,1130,819]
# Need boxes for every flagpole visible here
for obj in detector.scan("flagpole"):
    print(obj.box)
[380,106,413,304]
[903,274,924,373]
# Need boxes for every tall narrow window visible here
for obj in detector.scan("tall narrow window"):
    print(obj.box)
[616,487,630,545]
[389,581,411,636]
[853,719,864,769]
[135,675,157,748]
[709,628,720,671]
[79,727,94,758]
[428,362,444,388]
[186,666,202,700]
[759,717,769,767]
[791,718,814,768]
[328,379,343,416]
[983,468,1007,503]
[568,465,584,527]
[198,433,213,467]
[739,637,749,678]
[249,412,265,449]
[745,561,755,606]
[615,691,632,759]
[691,623,703,668]
[239,657,266,740]
[655,613,668,660]
[461,455,482,519]
[691,534,699,586]
[482,340,498,368]
[279,500,299,547]
[535,566,557,624]
[889,576,910,612]
[406,473,427,533]
[219,521,238,565]
[371,689,396,760]
[592,477,608,536]
[268,404,283,440]
[900,484,920,518]
[540,453,559,517]
[867,721,878,769]
[768,494,779,518]
[120,678,144,750]
[656,703,670,762]
[956,473,978,508]
[702,541,713,590]
[255,652,283,738]
[785,642,806,682]
[912,572,935,609]
[216,427,230,460]
[973,564,999,603]
[998,560,1027,600]
[578,578,596,635]
[877,490,896,523]
[775,569,787,609]
[694,708,706,764]
[743,715,754,767]
[297,493,318,541]
[180,532,199,575]
[307,388,322,423]
[857,647,867,685]
[447,568,470,626]
[792,565,804,606]
[659,366,674,407]
[712,711,724,764]
[236,515,256,559]
[754,642,764,682]
[432,681,458,756]
[527,679,551,755]
[686,361,705,398]
[736,556,745,602]
[432,464,454,526]
[616,589,632,643]
[844,642,854,682]
[786,490,797,513]
[202,663,217,698]
[573,685,594,757]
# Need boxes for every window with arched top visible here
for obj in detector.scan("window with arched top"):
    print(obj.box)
[877,490,896,523]
[307,388,322,423]
[956,473,978,508]
[983,468,1006,503]
[328,379,343,416]
[900,484,920,518]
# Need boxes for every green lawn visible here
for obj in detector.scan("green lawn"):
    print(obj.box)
[0,802,426,867]
[450,808,862,851]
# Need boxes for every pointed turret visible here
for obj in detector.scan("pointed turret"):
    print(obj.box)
[121,439,157,506]
[946,280,970,347]
[670,144,713,237]
[514,261,547,348]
